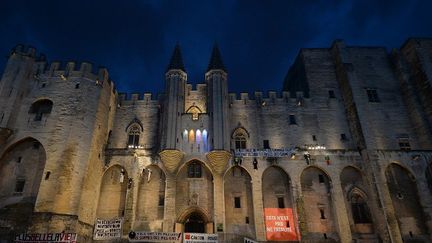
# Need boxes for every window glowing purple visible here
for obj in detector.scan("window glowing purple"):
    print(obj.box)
[196,129,202,144]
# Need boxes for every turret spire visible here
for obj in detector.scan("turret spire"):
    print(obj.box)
[207,44,226,72]
[166,43,185,72]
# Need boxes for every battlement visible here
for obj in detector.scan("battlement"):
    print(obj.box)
[118,92,159,102]
[228,90,307,102]
[10,45,116,91]
[42,61,111,84]
[11,44,46,61]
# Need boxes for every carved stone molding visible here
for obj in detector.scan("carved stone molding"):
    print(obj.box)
[159,149,184,174]
[206,150,232,175]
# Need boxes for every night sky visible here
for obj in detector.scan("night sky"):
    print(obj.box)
[1,0,431,95]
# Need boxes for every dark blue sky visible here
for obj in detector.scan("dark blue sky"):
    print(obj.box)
[0,0,431,95]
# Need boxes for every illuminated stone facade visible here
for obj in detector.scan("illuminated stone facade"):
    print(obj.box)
[1,38,432,242]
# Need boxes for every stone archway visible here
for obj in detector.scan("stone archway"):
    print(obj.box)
[300,166,338,242]
[0,138,46,239]
[175,159,214,231]
[184,212,205,233]
[176,207,213,233]
[224,166,255,239]
[96,165,128,219]
[385,163,427,239]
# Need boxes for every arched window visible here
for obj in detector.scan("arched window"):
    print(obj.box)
[188,161,202,178]
[183,130,188,141]
[128,125,140,148]
[189,129,195,143]
[202,129,208,151]
[350,193,371,224]
[196,129,202,144]
[29,99,53,121]
[232,127,249,150]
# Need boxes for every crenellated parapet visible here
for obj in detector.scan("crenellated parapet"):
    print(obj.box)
[228,90,310,107]
[8,45,116,92]
[10,44,45,61]
[39,61,114,88]
[117,92,161,107]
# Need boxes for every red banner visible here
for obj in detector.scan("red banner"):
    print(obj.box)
[264,208,299,241]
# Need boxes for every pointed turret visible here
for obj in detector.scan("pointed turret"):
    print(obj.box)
[166,44,185,72]
[207,44,226,72]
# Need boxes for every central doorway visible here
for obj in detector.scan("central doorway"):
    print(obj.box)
[184,213,205,233]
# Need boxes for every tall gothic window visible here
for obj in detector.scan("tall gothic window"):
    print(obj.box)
[187,161,202,178]
[128,125,140,148]
[351,193,371,224]
[232,127,249,150]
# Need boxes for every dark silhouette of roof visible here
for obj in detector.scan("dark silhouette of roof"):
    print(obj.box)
[207,44,226,72]
[166,43,185,72]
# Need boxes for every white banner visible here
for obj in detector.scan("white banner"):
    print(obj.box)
[14,233,77,243]
[93,218,123,240]
[128,231,182,242]
[234,148,296,157]
[244,237,258,243]
[183,233,218,243]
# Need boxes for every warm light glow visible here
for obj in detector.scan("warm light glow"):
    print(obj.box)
[305,144,326,150]
[189,129,195,143]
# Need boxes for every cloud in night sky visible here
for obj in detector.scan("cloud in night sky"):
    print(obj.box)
[0,0,431,95]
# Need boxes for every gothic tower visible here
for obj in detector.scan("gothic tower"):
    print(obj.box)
[206,44,229,150]
[161,44,187,149]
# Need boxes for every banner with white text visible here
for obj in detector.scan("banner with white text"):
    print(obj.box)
[128,231,182,242]
[14,233,77,243]
[183,233,218,243]
[93,218,123,240]
[264,208,300,241]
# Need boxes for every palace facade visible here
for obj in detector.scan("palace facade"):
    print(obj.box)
[1,38,432,242]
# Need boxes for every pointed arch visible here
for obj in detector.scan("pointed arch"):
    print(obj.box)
[125,117,143,132]
[186,106,202,121]
[262,166,293,209]
[176,206,211,224]
[0,137,46,234]
[0,137,46,206]
[300,166,338,241]
[96,165,128,219]
[231,126,250,139]
[224,165,255,238]
[340,166,374,234]
[136,164,166,231]
[189,129,195,143]
[385,163,427,236]
[126,120,142,148]
[196,129,202,144]
[232,127,249,150]
[176,160,214,225]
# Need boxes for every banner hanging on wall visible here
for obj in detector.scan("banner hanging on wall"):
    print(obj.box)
[14,233,77,243]
[264,208,300,241]
[183,233,218,243]
[93,218,123,240]
[128,231,182,242]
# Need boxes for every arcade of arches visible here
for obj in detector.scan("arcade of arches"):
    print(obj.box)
[2,141,432,242]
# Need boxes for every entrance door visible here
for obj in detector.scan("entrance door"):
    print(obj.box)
[184,213,205,233]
